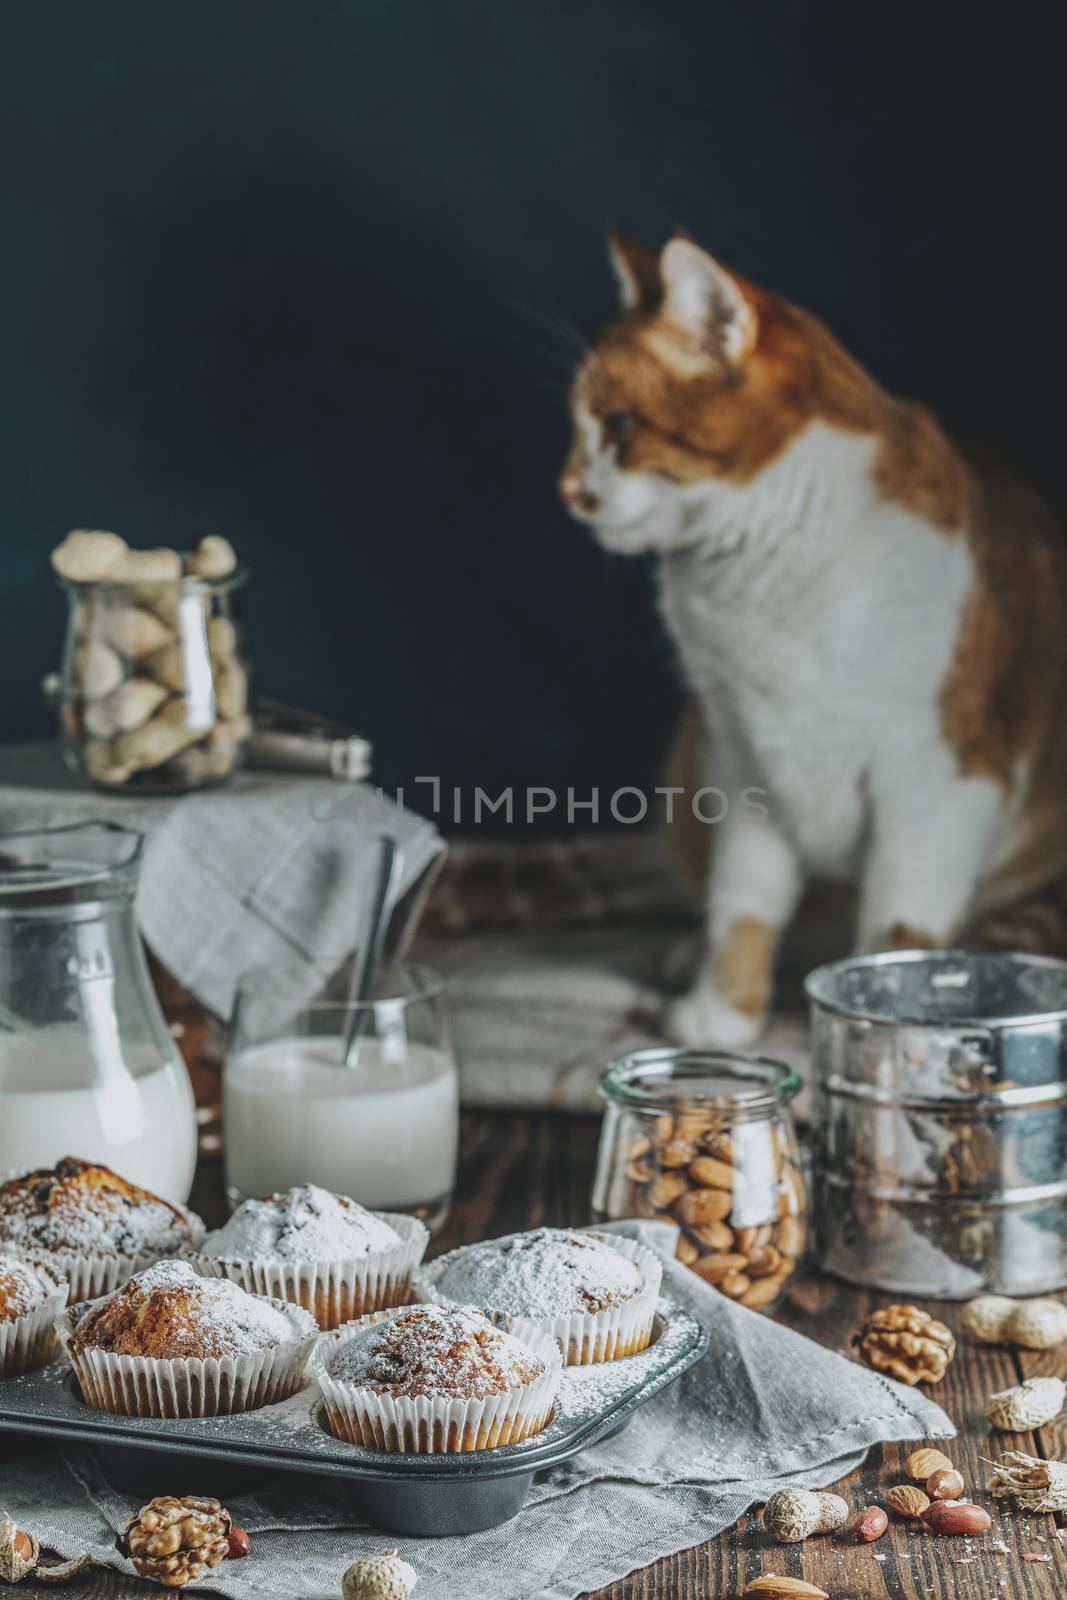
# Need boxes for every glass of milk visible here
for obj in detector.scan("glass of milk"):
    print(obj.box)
[224,963,459,1231]
[0,821,198,1202]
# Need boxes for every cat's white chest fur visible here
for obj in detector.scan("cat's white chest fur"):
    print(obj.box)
[656,423,980,878]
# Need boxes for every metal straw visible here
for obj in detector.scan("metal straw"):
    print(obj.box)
[341,831,405,1069]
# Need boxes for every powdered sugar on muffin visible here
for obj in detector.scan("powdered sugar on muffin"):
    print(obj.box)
[68,1259,305,1360]
[433,1228,643,1319]
[201,1185,400,1262]
[0,1255,52,1322]
[0,1158,196,1260]
[328,1303,545,1398]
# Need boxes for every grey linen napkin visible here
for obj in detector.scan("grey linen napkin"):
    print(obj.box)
[0,1222,953,1600]
[0,743,444,1018]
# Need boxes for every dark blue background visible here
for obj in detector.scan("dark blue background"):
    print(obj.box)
[1,2,1060,824]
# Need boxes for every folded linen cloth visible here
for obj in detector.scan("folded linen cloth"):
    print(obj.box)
[0,743,444,1019]
[0,1221,953,1600]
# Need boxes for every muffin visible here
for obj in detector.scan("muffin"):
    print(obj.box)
[192,1184,428,1329]
[0,1158,204,1300]
[313,1302,562,1453]
[58,1259,317,1418]
[0,1254,68,1378]
[416,1228,662,1365]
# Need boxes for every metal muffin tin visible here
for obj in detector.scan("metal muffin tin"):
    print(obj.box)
[0,1299,707,1536]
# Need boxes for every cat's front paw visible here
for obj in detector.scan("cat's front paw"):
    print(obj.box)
[665,984,764,1050]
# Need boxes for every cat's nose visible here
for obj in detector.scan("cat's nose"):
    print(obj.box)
[559,473,600,515]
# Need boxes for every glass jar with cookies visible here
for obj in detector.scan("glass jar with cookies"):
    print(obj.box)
[53,530,251,793]
[593,1048,808,1312]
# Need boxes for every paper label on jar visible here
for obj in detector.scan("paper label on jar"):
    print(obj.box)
[729,1120,783,1229]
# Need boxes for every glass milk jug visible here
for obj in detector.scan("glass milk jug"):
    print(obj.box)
[0,822,197,1202]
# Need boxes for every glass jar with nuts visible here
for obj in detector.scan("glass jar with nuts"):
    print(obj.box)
[593,1049,808,1312]
[54,531,251,794]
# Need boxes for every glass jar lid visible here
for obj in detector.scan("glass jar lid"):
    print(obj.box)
[598,1047,801,1119]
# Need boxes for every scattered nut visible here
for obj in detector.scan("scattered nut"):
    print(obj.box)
[742,1580,828,1599]
[341,1547,418,1599]
[119,1496,231,1588]
[851,1505,888,1543]
[761,1488,848,1543]
[921,1500,992,1536]
[227,1525,251,1559]
[926,1468,965,1501]
[989,1450,1067,1512]
[2,1512,40,1582]
[986,1376,1066,1431]
[885,1484,930,1518]
[855,1305,955,1385]
[961,1294,1067,1349]
[906,1447,954,1481]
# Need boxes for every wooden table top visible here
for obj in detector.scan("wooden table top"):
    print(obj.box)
[14,1109,1067,1598]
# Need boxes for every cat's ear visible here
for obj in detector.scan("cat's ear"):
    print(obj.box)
[659,238,757,364]
[607,229,662,311]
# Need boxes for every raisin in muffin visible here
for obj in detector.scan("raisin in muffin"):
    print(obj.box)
[192,1184,427,1329]
[59,1259,316,1418]
[0,1158,203,1300]
[314,1302,562,1452]
[0,1253,68,1377]
[416,1228,661,1365]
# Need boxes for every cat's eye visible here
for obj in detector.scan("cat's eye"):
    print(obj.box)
[603,411,636,446]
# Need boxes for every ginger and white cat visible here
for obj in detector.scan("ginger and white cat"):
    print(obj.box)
[560,233,1067,1048]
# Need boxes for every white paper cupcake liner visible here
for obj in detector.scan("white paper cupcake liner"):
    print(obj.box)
[188,1211,429,1330]
[312,1305,563,1453]
[56,1292,317,1419]
[0,1267,69,1379]
[415,1231,663,1366]
[1,1207,206,1305]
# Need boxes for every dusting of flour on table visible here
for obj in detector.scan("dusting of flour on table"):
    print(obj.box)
[201,1185,400,1262]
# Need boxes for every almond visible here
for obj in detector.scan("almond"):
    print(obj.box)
[658,1139,699,1169]
[906,1447,954,1481]
[743,1579,829,1599]
[774,1216,805,1256]
[691,1252,750,1284]
[675,1187,733,1227]
[676,1233,699,1266]
[689,1155,735,1190]
[741,1276,786,1310]
[674,1111,713,1142]
[690,1220,735,1251]
[745,1245,784,1279]
[885,1484,930,1518]
[647,1171,689,1210]
[719,1271,753,1299]
[922,1500,991,1536]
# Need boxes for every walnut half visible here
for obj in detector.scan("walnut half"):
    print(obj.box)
[854,1303,956,1385]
